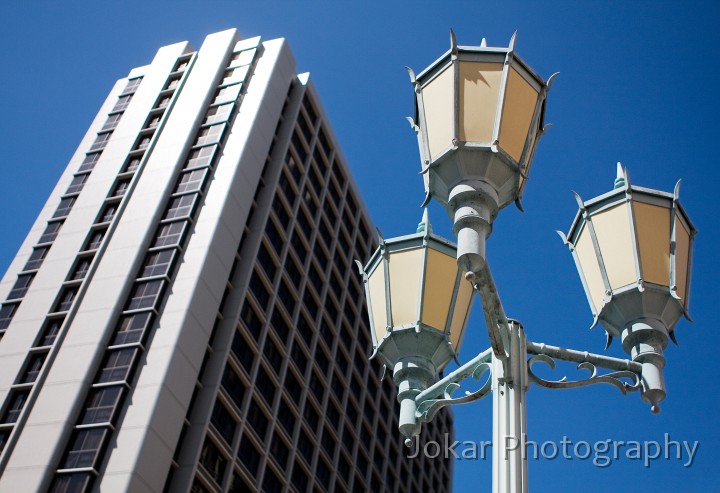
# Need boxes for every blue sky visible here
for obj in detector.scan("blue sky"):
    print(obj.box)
[1,1,719,491]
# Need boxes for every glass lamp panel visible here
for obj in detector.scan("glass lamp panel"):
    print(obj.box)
[421,249,458,331]
[422,66,455,160]
[674,215,691,304]
[367,265,388,343]
[633,202,671,287]
[575,223,606,312]
[449,278,473,351]
[458,61,503,144]
[498,68,539,163]
[388,248,424,327]
[592,203,636,290]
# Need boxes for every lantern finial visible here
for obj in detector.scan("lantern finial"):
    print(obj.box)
[614,162,626,189]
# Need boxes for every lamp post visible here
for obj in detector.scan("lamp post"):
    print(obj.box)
[356,33,696,493]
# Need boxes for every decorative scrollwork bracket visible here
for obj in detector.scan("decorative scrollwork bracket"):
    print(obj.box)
[527,354,641,395]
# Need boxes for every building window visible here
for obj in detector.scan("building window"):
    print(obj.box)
[212,85,241,105]
[203,103,233,125]
[39,221,63,244]
[291,463,309,492]
[61,428,108,469]
[79,386,123,425]
[100,113,122,132]
[54,287,78,313]
[96,348,137,383]
[97,203,117,224]
[246,399,268,438]
[89,132,112,152]
[0,303,18,331]
[20,352,47,383]
[165,77,181,91]
[36,317,64,347]
[139,250,175,279]
[71,256,93,281]
[8,273,35,300]
[112,94,133,113]
[185,146,216,169]
[221,365,245,407]
[135,134,153,151]
[126,280,164,311]
[65,175,88,195]
[152,221,187,248]
[221,66,249,86]
[262,467,282,493]
[111,312,153,346]
[230,49,255,68]
[145,114,162,130]
[163,194,197,220]
[122,77,142,94]
[1,390,29,424]
[111,179,131,198]
[237,434,260,475]
[174,169,208,195]
[198,438,227,485]
[194,123,225,146]
[123,156,142,173]
[155,96,172,109]
[84,228,106,251]
[210,399,236,446]
[78,152,101,173]
[53,197,76,219]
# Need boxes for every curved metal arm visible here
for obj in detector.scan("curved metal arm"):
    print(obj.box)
[414,347,494,422]
[527,354,641,395]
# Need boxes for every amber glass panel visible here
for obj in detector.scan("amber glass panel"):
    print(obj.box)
[674,216,691,304]
[633,202,671,287]
[388,249,423,327]
[449,277,473,352]
[498,68,539,162]
[367,264,388,343]
[575,223,605,312]
[422,66,455,160]
[592,203,636,290]
[459,61,503,144]
[421,249,458,330]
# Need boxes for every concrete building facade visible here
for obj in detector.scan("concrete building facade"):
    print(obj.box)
[0,29,452,493]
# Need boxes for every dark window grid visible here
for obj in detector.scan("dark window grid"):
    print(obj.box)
[77,385,124,426]
[100,113,122,132]
[88,132,113,152]
[110,179,132,199]
[94,347,139,384]
[184,144,219,171]
[162,193,199,221]
[1,390,30,424]
[261,331,287,378]
[121,152,145,175]
[174,168,209,196]
[121,77,143,95]
[95,200,120,225]
[137,249,177,280]
[22,246,50,272]
[53,197,77,219]
[51,287,79,314]
[82,227,107,252]
[65,174,89,195]
[151,220,189,250]
[18,351,48,384]
[219,360,251,413]
[7,273,35,300]
[58,427,110,471]
[124,280,165,312]
[134,132,154,151]
[109,310,154,348]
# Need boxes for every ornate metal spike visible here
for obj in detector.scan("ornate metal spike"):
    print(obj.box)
[541,122,553,134]
[546,71,560,89]
[556,230,569,245]
[415,362,492,423]
[406,116,419,133]
[509,31,517,51]
[420,190,432,208]
[673,179,682,201]
[405,65,417,84]
[354,259,365,276]
[604,332,613,350]
[669,330,679,346]
[480,37,487,47]
[450,28,458,55]
[527,354,641,395]
[571,190,585,209]
[514,198,525,212]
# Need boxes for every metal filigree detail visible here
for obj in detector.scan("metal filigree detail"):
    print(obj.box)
[527,354,641,395]
[415,362,493,422]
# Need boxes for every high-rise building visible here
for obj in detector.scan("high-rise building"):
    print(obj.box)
[0,29,453,493]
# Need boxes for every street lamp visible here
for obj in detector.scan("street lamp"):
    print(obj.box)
[358,32,696,493]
